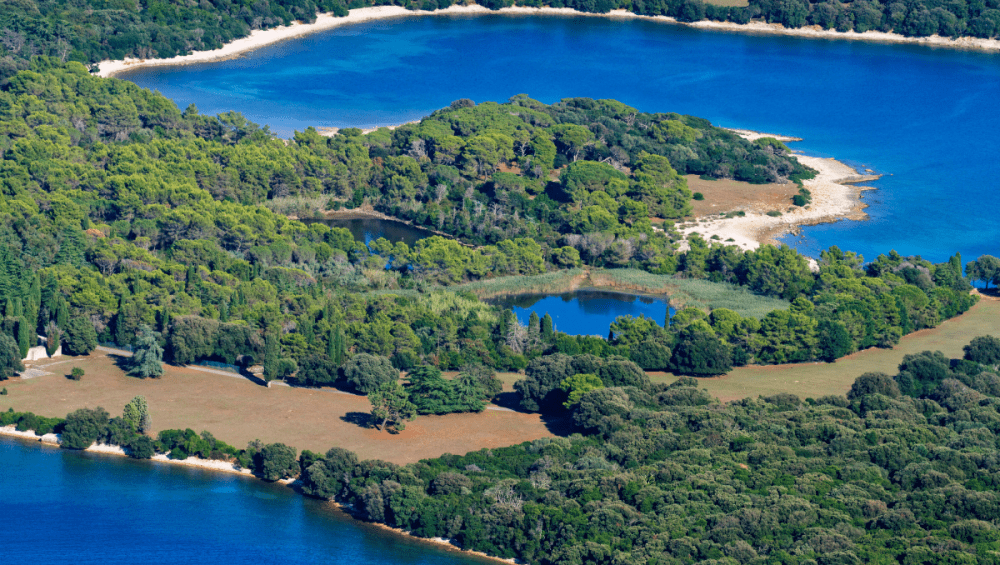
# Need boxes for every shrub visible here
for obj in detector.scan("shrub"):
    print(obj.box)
[0,333,23,381]
[343,353,397,394]
[257,443,298,481]
[127,435,156,459]
[0,388,6,395]
[964,335,1000,365]
[692,192,705,200]
[69,367,84,380]
[61,407,110,449]
[630,340,672,370]
[847,372,900,400]
[62,317,98,356]
[672,333,733,376]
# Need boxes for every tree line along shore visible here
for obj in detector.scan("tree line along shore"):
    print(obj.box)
[3,57,1000,565]
[5,335,1000,565]
[4,0,1000,84]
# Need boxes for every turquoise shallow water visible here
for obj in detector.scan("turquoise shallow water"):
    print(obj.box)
[122,13,1000,264]
[0,437,489,564]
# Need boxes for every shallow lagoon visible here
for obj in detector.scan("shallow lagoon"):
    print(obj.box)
[123,13,1000,263]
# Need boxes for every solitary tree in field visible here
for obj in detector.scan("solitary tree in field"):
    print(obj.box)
[129,325,163,379]
[368,381,416,433]
[123,396,150,433]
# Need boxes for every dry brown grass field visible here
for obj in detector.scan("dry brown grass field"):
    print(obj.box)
[3,295,995,462]
[651,294,1000,401]
[2,355,564,464]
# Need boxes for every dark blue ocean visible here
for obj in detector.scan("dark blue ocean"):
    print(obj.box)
[0,437,491,564]
[121,13,1000,264]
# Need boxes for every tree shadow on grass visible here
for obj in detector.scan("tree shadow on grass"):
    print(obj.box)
[489,392,576,437]
[340,411,372,428]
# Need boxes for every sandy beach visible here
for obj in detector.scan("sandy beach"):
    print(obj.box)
[2,423,514,563]
[678,133,880,252]
[0,425,254,476]
[96,4,1000,77]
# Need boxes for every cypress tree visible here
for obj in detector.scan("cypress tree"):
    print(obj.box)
[528,311,540,336]
[541,313,554,340]
[300,315,314,344]
[16,316,31,358]
[219,299,230,322]
[54,296,69,330]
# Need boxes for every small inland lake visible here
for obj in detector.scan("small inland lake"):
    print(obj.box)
[491,289,674,337]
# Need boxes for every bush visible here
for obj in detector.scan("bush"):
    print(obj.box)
[964,335,1000,365]
[0,333,23,381]
[671,333,733,376]
[61,407,110,449]
[343,353,397,394]
[127,435,156,459]
[847,372,900,400]
[0,388,6,395]
[297,354,339,387]
[515,354,574,413]
[257,443,298,481]
[62,317,98,356]
[69,367,84,380]
[692,192,705,200]
[630,341,672,370]
[598,358,649,388]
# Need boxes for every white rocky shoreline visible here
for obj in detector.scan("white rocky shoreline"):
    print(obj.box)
[96,4,1000,77]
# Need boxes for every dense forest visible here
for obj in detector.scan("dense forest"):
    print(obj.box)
[2,0,998,84]
[8,337,1000,564]
[0,60,984,383]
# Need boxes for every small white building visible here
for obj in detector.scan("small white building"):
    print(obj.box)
[23,335,61,362]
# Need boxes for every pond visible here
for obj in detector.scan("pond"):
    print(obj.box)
[302,217,433,247]
[491,289,674,337]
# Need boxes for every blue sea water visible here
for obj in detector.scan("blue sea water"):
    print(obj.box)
[491,290,673,337]
[0,437,490,565]
[121,13,1000,264]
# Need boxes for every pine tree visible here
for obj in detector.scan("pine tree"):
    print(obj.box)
[129,325,164,379]
[368,381,416,432]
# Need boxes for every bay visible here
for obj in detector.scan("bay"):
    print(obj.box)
[121,13,1000,264]
[0,437,488,565]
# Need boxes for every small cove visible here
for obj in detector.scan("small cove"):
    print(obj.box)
[491,289,674,337]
